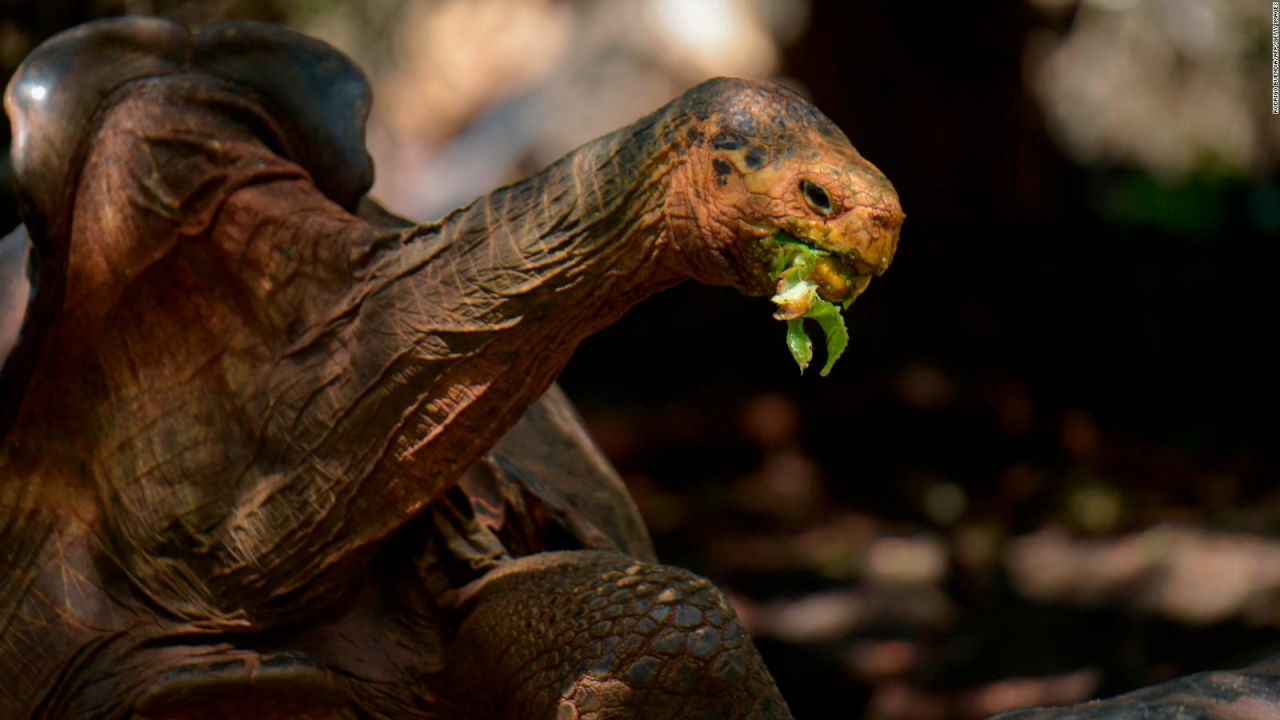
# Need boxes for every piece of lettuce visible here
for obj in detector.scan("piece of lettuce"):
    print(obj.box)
[765,234,851,376]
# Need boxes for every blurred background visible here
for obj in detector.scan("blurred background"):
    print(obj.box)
[2,0,1278,717]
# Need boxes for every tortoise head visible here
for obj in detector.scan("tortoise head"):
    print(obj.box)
[665,78,904,301]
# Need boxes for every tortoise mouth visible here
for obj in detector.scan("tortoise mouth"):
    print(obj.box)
[808,249,870,304]
[755,227,861,376]
[747,222,871,306]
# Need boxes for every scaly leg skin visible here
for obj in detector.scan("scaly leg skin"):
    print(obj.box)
[994,658,1280,720]
[440,551,793,719]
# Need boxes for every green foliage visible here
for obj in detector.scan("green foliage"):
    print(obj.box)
[765,234,850,376]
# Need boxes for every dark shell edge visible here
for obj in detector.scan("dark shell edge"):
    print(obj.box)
[0,16,376,437]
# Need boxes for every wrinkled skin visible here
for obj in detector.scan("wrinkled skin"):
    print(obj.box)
[994,659,1280,720]
[0,18,901,719]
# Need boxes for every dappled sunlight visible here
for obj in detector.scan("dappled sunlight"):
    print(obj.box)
[1009,525,1280,626]
[1026,0,1275,180]
[297,0,809,218]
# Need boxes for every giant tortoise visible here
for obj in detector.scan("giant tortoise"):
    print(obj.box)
[0,17,903,719]
[4,15,1275,720]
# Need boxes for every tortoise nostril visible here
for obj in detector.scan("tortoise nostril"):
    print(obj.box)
[873,204,905,235]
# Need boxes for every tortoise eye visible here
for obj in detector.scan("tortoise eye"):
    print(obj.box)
[801,180,834,216]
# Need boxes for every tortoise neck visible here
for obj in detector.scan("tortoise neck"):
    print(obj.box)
[406,108,687,312]
[349,109,692,492]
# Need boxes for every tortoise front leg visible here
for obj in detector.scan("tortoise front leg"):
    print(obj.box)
[439,550,793,719]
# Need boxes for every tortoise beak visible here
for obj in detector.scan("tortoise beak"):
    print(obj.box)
[828,191,904,279]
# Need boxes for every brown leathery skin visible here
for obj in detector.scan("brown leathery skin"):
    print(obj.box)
[460,384,657,562]
[442,551,793,719]
[0,20,902,719]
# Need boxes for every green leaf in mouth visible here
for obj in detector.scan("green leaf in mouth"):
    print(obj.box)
[808,299,848,376]
[785,318,814,373]
[764,233,852,376]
